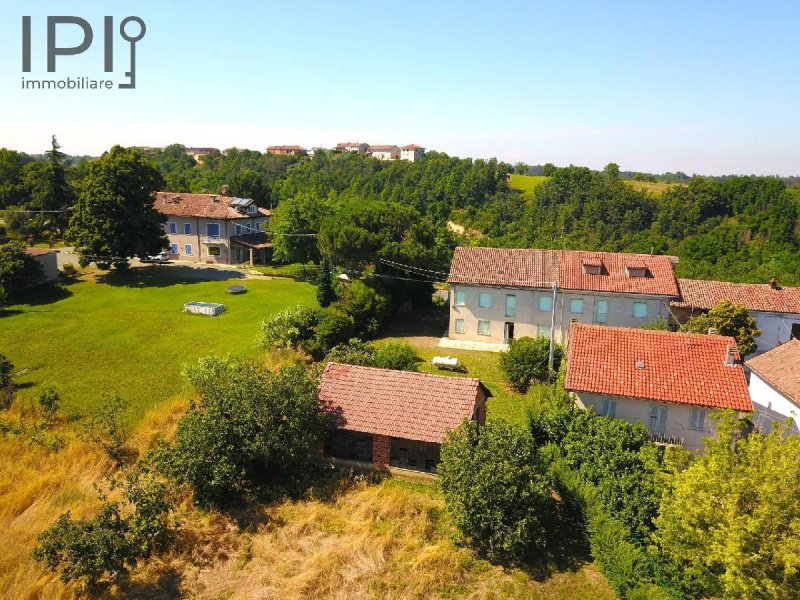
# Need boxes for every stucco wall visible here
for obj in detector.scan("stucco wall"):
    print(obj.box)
[35,253,59,282]
[749,372,800,429]
[163,216,268,264]
[574,392,716,452]
[753,312,800,356]
[448,284,671,345]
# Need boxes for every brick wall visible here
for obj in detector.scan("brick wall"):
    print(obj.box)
[373,435,391,467]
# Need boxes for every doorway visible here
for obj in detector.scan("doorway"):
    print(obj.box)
[504,322,515,342]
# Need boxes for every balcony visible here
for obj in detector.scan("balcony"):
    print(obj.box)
[647,430,683,446]
[203,235,222,243]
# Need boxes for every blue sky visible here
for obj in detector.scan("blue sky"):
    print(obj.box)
[1,1,799,174]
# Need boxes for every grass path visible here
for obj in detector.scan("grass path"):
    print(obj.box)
[0,270,315,420]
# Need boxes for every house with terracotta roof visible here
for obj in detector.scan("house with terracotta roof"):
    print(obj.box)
[746,338,800,432]
[266,145,307,156]
[319,363,489,473]
[367,145,400,160]
[672,278,800,356]
[445,247,680,349]
[154,192,272,265]
[25,247,58,282]
[400,144,425,162]
[564,323,752,451]
[335,142,369,154]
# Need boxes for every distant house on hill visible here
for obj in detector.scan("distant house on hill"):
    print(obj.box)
[153,192,271,266]
[671,278,800,356]
[183,147,218,161]
[564,323,752,451]
[445,247,679,350]
[319,362,489,473]
[400,144,425,162]
[266,145,307,156]
[746,338,800,433]
[335,142,369,154]
[367,145,400,160]
[25,248,58,282]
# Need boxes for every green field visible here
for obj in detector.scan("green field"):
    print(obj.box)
[0,270,315,419]
[509,173,549,195]
[623,179,683,194]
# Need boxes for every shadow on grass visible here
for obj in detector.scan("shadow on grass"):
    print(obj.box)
[383,304,449,339]
[96,265,246,288]
[109,565,183,600]
[3,283,73,308]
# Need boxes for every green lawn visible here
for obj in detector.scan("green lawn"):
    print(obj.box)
[0,270,316,420]
[509,174,549,196]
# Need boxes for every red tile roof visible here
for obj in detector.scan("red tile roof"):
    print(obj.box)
[448,247,679,296]
[368,145,399,152]
[746,338,800,406]
[153,192,271,220]
[564,324,752,411]
[266,145,307,151]
[402,144,424,150]
[26,247,57,256]
[319,363,486,444]
[673,278,800,314]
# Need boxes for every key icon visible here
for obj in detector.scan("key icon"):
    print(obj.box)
[119,17,146,89]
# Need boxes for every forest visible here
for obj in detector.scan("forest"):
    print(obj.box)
[2,139,800,285]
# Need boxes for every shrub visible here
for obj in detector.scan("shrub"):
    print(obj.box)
[309,307,356,358]
[500,336,563,392]
[681,300,761,356]
[438,420,554,563]
[373,342,420,371]
[325,338,377,366]
[337,280,389,339]
[259,305,322,350]
[0,240,44,294]
[85,394,131,464]
[38,385,60,417]
[0,352,13,387]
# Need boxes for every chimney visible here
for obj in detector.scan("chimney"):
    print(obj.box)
[708,327,719,336]
[724,344,738,366]
[220,184,230,196]
[769,278,780,290]
[210,195,218,204]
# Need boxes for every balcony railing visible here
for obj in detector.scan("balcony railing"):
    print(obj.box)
[647,430,683,446]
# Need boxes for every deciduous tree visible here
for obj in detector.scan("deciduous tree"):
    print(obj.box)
[680,300,761,356]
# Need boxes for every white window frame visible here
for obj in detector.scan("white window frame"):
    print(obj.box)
[169,222,177,234]
[538,295,553,312]
[689,408,706,431]
[454,291,466,306]
[569,298,585,314]
[170,243,178,254]
[505,294,516,318]
[595,299,609,324]
[183,223,191,235]
[184,244,192,256]
[479,293,492,308]
[477,320,491,336]
[633,302,649,319]
[454,319,465,334]
[206,222,221,240]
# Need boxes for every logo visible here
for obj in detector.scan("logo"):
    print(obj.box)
[21,16,146,90]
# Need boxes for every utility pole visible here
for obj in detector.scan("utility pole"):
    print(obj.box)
[548,281,558,369]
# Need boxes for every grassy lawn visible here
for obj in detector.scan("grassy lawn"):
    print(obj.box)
[623,179,684,195]
[0,269,315,420]
[509,174,549,196]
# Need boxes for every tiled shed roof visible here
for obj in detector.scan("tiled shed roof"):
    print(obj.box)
[673,278,800,314]
[746,338,800,406]
[319,363,486,444]
[564,324,752,411]
[25,247,57,256]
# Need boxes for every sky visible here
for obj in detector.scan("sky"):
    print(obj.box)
[1,0,799,175]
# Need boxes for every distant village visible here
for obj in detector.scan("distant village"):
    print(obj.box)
[140,143,427,162]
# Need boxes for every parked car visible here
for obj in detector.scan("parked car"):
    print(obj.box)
[141,251,170,263]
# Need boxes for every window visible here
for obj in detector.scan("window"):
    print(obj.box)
[689,408,706,431]
[169,222,177,234]
[206,223,220,239]
[235,224,242,235]
[184,244,192,256]
[633,302,649,318]
[183,223,191,235]
[538,295,553,312]
[208,246,221,257]
[649,405,668,435]
[454,291,466,306]
[595,300,609,324]
[600,398,616,418]
[170,243,178,254]
[247,205,257,214]
[505,294,516,318]
[479,293,492,308]
[477,320,490,336]
[569,298,585,314]
[537,324,551,338]
[454,319,465,334]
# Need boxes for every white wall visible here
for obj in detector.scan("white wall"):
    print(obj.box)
[753,311,800,355]
[35,253,59,282]
[749,372,800,430]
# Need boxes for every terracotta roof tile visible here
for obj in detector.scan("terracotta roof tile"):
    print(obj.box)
[153,192,271,220]
[746,338,800,406]
[26,247,57,256]
[673,278,800,314]
[564,324,752,411]
[319,363,484,444]
[448,247,679,296]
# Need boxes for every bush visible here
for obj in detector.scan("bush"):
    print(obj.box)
[259,305,322,350]
[309,307,356,358]
[161,357,327,507]
[438,420,554,563]
[0,352,13,387]
[85,394,131,464]
[500,336,563,392]
[337,280,389,339]
[38,385,60,417]
[0,240,44,294]
[373,342,420,371]
[325,338,377,366]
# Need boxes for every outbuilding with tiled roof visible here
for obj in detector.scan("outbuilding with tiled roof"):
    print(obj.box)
[319,362,489,472]
[564,323,752,451]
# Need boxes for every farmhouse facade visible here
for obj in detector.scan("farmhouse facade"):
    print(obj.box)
[400,144,426,162]
[319,362,489,473]
[367,145,400,160]
[266,145,307,156]
[154,192,271,266]
[564,324,753,451]
[446,247,679,348]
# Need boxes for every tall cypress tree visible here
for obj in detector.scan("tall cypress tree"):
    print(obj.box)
[316,259,336,307]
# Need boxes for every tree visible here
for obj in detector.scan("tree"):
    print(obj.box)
[655,413,800,599]
[325,339,420,371]
[23,136,75,230]
[603,162,621,180]
[499,336,563,392]
[542,163,557,176]
[259,304,323,350]
[438,420,554,563]
[162,357,327,507]
[269,193,322,264]
[316,258,336,307]
[0,240,43,294]
[66,146,166,269]
[680,300,761,356]
[0,353,13,387]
